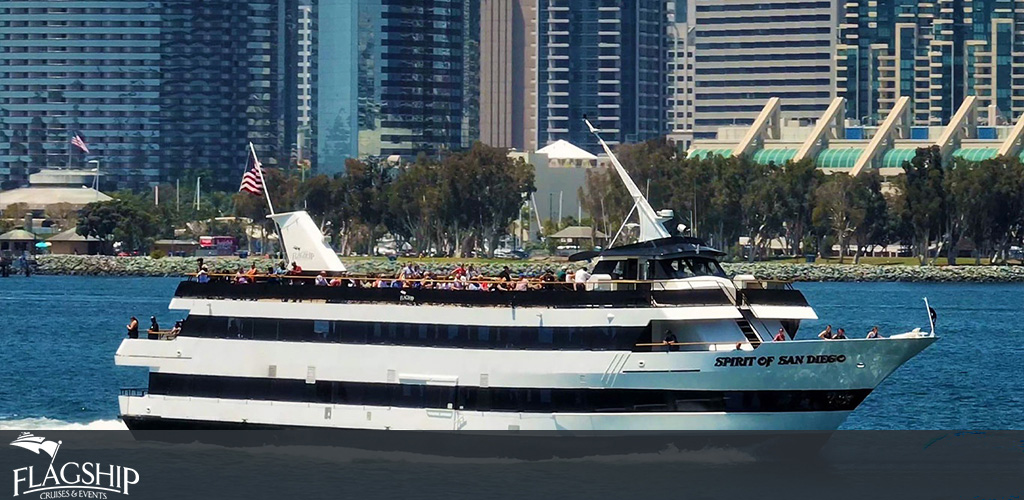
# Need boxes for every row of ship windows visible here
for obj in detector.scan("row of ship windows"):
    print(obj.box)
[148,374,869,414]
[182,316,651,351]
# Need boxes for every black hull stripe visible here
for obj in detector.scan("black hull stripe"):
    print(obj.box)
[180,315,658,350]
[147,373,870,413]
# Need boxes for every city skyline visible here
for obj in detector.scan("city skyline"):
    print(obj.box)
[4,0,1024,189]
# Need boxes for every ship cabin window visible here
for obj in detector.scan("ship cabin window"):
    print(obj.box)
[592,259,639,280]
[651,257,726,280]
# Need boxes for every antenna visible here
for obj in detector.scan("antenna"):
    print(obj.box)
[583,117,670,242]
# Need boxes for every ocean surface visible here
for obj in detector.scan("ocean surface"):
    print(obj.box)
[0,275,1020,430]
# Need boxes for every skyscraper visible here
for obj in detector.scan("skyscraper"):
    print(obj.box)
[0,1,163,188]
[159,0,297,189]
[316,0,477,173]
[837,0,1024,126]
[0,0,300,190]
[689,0,836,139]
[479,0,537,152]
[536,0,668,153]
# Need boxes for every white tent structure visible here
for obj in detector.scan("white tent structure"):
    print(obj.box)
[536,140,598,168]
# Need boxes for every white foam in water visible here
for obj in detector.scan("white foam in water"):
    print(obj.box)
[0,417,128,431]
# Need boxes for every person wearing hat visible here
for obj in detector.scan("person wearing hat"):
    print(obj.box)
[147,316,160,340]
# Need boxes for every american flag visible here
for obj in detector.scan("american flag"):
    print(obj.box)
[70,133,89,154]
[239,144,263,195]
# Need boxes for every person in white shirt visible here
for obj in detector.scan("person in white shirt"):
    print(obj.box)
[314,271,329,286]
[573,267,591,291]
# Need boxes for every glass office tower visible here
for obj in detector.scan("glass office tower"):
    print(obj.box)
[316,0,475,174]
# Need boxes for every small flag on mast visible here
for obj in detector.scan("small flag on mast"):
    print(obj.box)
[239,144,263,195]
[70,133,90,154]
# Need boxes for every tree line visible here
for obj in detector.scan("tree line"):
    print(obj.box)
[65,143,535,257]
[580,140,1024,265]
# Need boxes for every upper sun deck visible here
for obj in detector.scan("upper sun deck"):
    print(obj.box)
[171,272,812,314]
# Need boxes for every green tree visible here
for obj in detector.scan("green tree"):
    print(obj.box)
[77,199,159,254]
[895,146,947,265]
[813,174,863,263]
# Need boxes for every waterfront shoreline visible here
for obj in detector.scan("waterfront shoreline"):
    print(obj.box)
[23,254,1024,282]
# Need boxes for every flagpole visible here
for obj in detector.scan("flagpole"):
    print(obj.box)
[249,142,275,215]
[66,135,72,169]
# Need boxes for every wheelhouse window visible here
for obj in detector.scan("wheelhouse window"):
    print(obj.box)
[652,257,726,279]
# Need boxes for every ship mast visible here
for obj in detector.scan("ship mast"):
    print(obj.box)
[584,118,671,242]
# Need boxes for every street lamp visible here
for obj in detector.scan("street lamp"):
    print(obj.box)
[87,159,100,194]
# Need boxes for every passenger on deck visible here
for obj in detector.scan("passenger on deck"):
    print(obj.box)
[452,263,467,279]
[556,266,568,283]
[497,266,513,290]
[196,258,204,274]
[573,266,591,291]
[663,330,678,351]
[235,268,249,284]
[833,328,847,340]
[289,262,303,274]
[514,276,530,291]
[245,263,258,282]
[147,316,159,340]
[126,316,139,339]
[274,262,288,275]
[266,267,279,284]
[315,271,329,286]
[168,320,182,339]
[818,325,833,339]
[774,328,787,341]
[197,266,210,284]
[866,326,884,339]
[467,265,480,279]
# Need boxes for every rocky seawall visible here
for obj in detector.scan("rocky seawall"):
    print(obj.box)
[27,254,1024,282]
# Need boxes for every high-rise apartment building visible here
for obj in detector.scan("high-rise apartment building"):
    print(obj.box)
[479,0,538,152]
[666,0,694,146]
[0,1,162,188]
[297,2,315,164]
[537,0,668,153]
[838,0,1024,126]
[316,0,477,173]
[0,0,299,190]
[689,0,836,139]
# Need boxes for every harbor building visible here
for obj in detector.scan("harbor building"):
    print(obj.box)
[837,0,1024,127]
[688,96,1024,176]
[0,0,300,191]
[687,0,836,139]
[315,0,478,173]
[536,0,668,154]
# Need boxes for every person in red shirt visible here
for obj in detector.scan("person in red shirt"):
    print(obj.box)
[773,328,787,341]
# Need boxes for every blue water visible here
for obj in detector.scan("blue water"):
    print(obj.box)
[0,276,1020,429]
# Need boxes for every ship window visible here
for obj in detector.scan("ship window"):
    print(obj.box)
[313,320,330,340]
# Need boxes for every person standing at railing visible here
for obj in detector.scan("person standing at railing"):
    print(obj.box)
[197,265,210,283]
[147,316,160,340]
[573,266,591,291]
[126,316,139,339]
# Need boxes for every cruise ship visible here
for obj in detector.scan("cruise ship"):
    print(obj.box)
[115,122,937,435]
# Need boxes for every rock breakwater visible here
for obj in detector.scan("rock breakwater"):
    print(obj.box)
[30,255,1024,282]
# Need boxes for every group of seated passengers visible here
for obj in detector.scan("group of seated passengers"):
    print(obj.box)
[306,263,570,291]
[200,257,582,291]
